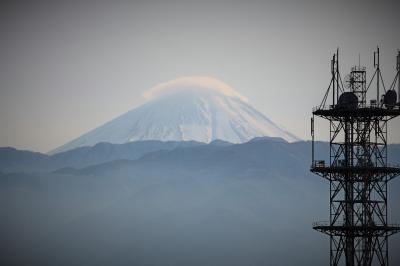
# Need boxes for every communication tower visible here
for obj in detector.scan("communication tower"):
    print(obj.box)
[311,48,400,265]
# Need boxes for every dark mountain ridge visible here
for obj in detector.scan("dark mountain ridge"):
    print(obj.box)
[0,140,204,173]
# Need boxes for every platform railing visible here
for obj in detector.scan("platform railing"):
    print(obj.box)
[312,103,400,112]
[313,221,400,228]
[311,160,400,169]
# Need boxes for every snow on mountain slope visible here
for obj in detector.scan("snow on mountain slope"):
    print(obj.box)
[51,77,299,154]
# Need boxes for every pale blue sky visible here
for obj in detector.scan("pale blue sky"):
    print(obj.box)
[1,0,399,152]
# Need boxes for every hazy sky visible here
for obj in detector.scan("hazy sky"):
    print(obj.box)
[1,0,400,152]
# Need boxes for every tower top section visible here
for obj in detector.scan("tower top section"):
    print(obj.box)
[313,47,400,120]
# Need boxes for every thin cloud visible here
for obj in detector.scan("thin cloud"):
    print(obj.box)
[142,76,249,102]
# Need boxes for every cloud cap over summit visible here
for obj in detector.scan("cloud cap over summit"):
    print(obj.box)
[143,76,248,102]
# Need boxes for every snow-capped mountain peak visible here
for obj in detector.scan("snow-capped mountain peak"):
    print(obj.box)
[51,76,299,154]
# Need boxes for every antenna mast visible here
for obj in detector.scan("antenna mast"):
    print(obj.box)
[336,49,340,103]
[375,46,380,104]
[397,50,400,103]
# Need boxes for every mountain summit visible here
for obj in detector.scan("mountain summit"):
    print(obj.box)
[52,77,299,153]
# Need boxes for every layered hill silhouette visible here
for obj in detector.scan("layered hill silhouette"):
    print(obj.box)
[1,138,400,265]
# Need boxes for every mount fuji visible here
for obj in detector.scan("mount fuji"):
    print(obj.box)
[52,77,299,154]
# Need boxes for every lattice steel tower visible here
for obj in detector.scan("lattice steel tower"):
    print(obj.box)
[311,48,400,265]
